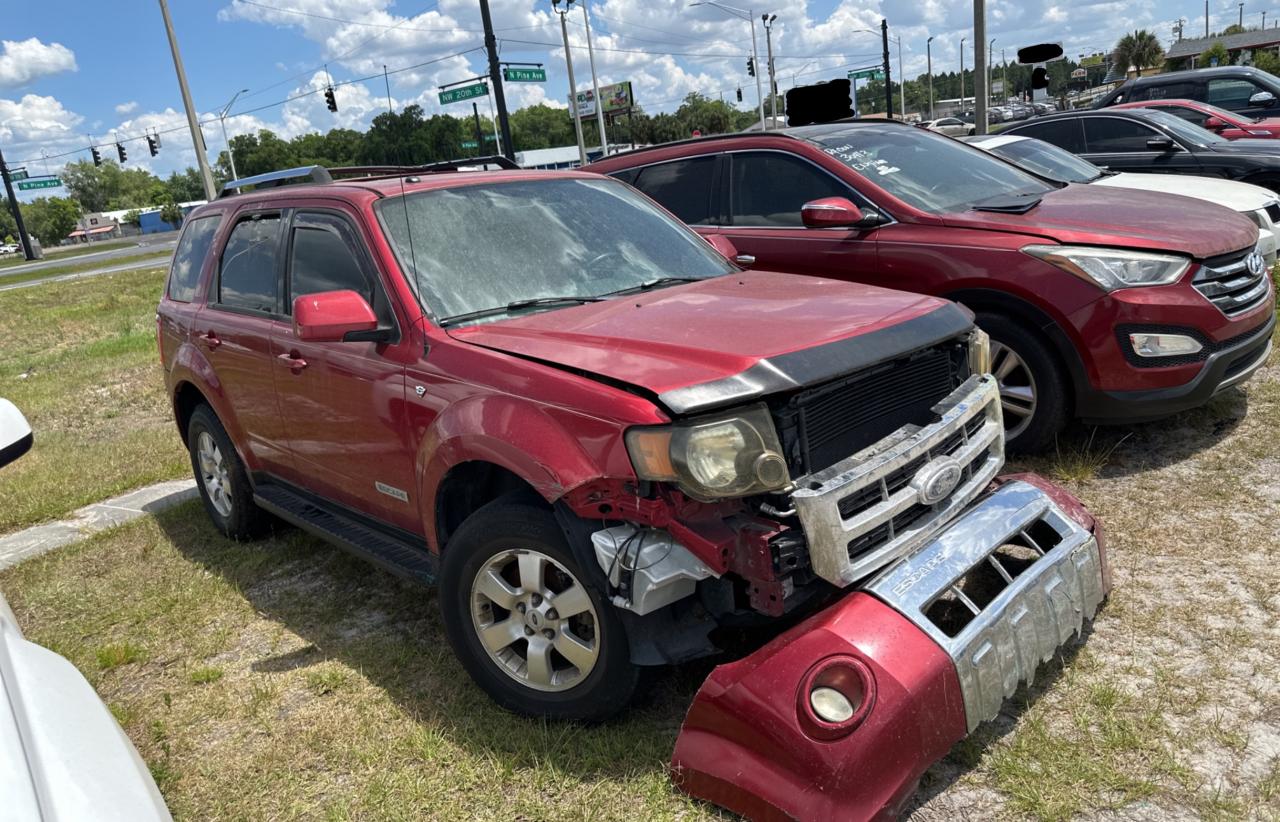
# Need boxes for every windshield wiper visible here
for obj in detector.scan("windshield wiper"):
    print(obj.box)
[439,296,603,327]
[598,276,703,297]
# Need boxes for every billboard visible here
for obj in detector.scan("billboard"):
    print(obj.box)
[575,81,634,118]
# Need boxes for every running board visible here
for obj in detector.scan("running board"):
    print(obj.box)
[253,483,437,585]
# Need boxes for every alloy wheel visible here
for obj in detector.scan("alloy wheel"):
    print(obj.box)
[197,431,233,518]
[991,340,1037,440]
[470,548,600,692]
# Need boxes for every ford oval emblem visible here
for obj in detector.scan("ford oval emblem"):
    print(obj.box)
[1247,252,1265,277]
[911,456,964,505]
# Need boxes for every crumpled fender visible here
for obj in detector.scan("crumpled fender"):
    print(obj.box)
[671,592,968,822]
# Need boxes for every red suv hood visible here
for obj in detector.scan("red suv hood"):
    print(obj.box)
[448,271,963,413]
[941,183,1258,259]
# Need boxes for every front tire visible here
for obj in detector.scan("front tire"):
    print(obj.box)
[439,502,640,722]
[187,404,268,540]
[976,313,1069,453]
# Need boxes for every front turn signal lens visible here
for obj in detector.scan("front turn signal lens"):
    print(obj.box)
[624,428,677,481]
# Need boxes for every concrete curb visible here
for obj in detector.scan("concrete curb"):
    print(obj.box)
[0,479,198,571]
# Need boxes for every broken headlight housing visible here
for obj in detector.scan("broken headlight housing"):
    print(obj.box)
[626,404,790,501]
[1022,244,1191,291]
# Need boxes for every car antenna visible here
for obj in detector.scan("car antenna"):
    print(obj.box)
[385,64,419,285]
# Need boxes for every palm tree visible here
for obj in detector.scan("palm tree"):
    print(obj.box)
[1113,30,1165,77]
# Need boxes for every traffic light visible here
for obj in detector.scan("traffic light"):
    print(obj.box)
[324,86,337,112]
[747,57,755,77]
[147,133,160,156]
[736,87,743,102]
[91,146,102,167]
[117,142,127,163]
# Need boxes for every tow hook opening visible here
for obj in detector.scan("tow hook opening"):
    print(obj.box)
[797,655,876,740]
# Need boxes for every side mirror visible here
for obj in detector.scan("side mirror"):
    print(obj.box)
[1204,116,1227,131]
[1146,137,1176,152]
[801,197,867,229]
[293,290,380,342]
[0,398,33,469]
[1249,91,1277,107]
[706,234,741,263]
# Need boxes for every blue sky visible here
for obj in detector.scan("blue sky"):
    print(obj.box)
[0,0,1257,196]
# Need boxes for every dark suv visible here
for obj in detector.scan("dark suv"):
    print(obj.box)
[157,160,1108,820]
[1094,65,1280,120]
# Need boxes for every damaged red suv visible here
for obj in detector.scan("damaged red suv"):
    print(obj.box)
[158,160,1109,820]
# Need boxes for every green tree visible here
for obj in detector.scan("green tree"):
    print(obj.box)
[357,105,435,164]
[1223,24,1247,36]
[159,201,184,226]
[0,199,17,241]
[1203,41,1231,67]
[122,208,142,226]
[60,160,166,212]
[1112,29,1165,77]
[164,168,209,203]
[1251,48,1280,75]
[22,197,80,245]
[510,104,576,151]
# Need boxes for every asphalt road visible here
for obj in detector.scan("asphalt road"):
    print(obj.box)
[0,232,178,277]
[0,254,173,294]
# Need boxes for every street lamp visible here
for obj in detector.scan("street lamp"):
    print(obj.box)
[791,60,814,86]
[988,38,996,107]
[219,88,249,182]
[552,0,588,165]
[579,1,608,156]
[690,2,767,130]
[960,36,966,111]
[762,14,778,129]
[926,36,935,118]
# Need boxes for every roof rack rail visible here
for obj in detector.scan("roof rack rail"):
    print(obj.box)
[328,156,521,179]
[219,165,333,198]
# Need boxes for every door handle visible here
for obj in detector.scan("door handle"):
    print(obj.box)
[277,351,308,374]
[200,330,221,350]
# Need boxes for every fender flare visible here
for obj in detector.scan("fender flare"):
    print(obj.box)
[169,341,254,468]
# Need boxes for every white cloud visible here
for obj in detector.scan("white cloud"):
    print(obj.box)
[0,38,77,88]
[115,101,138,115]
[0,94,82,144]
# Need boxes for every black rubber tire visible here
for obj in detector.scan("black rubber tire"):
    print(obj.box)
[187,404,268,540]
[976,312,1070,454]
[438,502,640,722]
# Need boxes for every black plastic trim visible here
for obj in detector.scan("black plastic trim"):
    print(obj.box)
[0,431,32,469]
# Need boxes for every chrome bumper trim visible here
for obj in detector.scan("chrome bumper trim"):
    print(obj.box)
[864,481,1106,733]
[791,375,1004,587]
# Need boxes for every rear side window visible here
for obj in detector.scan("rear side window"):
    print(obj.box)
[1144,81,1201,101]
[1208,78,1265,109]
[730,152,853,227]
[167,214,221,303]
[218,215,282,313]
[1011,119,1086,153]
[1083,118,1158,152]
[632,157,716,224]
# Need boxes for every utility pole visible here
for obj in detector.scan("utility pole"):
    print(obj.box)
[882,19,893,118]
[478,0,515,161]
[471,102,485,153]
[763,14,778,129]
[927,36,935,118]
[988,39,995,106]
[581,2,609,155]
[1239,2,1245,29]
[554,1,587,165]
[961,36,966,112]
[157,0,216,200]
[974,0,988,135]
[0,145,34,261]
[219,88,248,182]
[691,3,765,131]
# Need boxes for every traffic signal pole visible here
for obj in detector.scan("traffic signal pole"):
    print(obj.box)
[478,0,515,162]
[158,0,217,199]
[0,145,35,260]
[881,20,893,118]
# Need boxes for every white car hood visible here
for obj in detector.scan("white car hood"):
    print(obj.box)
[0,592,171,821]
[1093,172,1278,213]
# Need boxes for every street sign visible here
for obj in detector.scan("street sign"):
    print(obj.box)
[438,83,488,105]
[461,140,479,149]
[503,67,546,83]
[848,68,884,83]
[17,177,61,191]
[9,168,27,181]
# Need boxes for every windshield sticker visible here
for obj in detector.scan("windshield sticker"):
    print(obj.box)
[823,144,900,176]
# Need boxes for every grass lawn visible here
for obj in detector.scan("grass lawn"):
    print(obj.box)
[0,266,187,533]
[0,250,173,288]
[0,238,140,268]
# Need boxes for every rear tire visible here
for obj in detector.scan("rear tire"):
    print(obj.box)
[439,502,640,722]
[975,312,1069,453]
[187,405,268,540]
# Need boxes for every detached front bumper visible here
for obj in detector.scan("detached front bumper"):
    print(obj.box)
[671,477,1110,822]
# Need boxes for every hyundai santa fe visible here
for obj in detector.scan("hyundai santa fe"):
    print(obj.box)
[586,121,1275,451]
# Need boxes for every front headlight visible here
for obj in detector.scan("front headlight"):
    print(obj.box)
[968,327,991,375]
[1022,244,1191,291]
[625,404,790,500]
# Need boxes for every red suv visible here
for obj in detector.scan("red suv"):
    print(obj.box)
[158,161,1108,820]
[587,121,1276,450]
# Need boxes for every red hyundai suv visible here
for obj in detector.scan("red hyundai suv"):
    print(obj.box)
[586,121,1276,450]
[158,160,1108,820]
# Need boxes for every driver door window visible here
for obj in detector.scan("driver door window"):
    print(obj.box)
[1208,78,1266,109]
[1083,118,1162,152]
[729,152,856,227]
[286,212,393,326]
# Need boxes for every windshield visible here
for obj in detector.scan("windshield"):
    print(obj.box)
[375,177,734,324]
[1133,108,1228,145]
[805,125,1053,214]
[987,138,1105,183]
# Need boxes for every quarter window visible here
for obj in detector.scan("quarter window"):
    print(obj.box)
[167,214,221,303]
[1144,81,1201,101]
[1083,118,1160,152]
[730,152,853,227]
[631,157,716,224]
[1010,119,1086,153]
[218,215,281,313]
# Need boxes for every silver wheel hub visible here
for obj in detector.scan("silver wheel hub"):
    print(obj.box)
[990,340,1037,440]
[470,548,600,693]
[197,431,233,518]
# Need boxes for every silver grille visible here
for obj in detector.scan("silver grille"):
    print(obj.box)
[791,376,1004,587]
[1193,247,1272,317]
